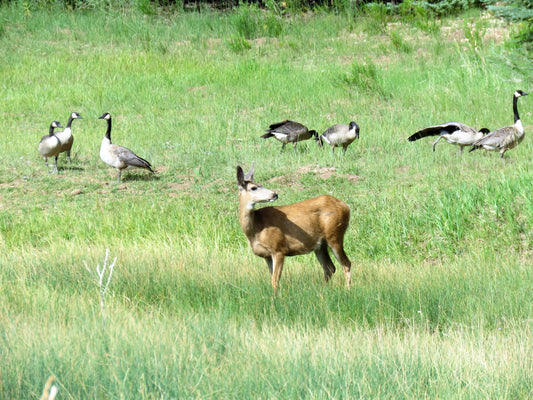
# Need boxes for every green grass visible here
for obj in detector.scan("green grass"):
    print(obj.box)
[1,4,533,399]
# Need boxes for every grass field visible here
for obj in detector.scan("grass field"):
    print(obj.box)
[1,4,533,398]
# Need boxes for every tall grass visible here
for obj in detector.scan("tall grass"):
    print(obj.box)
[0,4,532,398]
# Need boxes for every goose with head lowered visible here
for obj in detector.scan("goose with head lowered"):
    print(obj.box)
[319,121,360,154]
[469,90,529,158]
[37,121,63,173]
[407,122,490,154]
[261,120,318,151]
[54,112,82,164]
[98,113,154,184]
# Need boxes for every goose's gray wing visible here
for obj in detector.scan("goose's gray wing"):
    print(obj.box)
[408,122,475,141]
[322,124,348,138]
[267,120,308,136]
[116,145,153,171]
[473,127,513,148]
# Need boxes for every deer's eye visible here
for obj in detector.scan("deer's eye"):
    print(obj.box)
[250,186,258,191]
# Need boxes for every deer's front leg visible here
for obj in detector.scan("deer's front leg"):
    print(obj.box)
[271,253,285,292]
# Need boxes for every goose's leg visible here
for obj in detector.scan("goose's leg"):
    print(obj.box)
[52,155,58,174]
[432,136,443,152]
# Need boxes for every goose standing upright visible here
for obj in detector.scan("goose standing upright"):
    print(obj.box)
[98,113,154,183]
[407,122,490,153]
[37,121,63,173]
[54,112,82,163]
[261,120,318,151]
[469,90,529,158]
[319,121,360,154]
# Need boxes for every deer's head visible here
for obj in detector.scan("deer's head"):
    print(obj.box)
[237,165,278,210]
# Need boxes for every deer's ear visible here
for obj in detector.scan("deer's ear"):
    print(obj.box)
[236,166,246,187]
[244,164,254,181]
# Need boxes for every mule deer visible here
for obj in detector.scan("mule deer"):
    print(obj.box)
[236,165,352,291]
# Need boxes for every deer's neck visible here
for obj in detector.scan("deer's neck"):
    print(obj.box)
[239,197,258,239]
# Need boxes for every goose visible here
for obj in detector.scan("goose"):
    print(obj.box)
[98,113,154,183]
[469,90,529,158]
[407,122,490,153]
[319,121,360,154]
[37,121,63,173]
[54,112,82,163]
[261,120,318,151]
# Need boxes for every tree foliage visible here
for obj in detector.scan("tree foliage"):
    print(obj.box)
[409,0,484,16]
[0,0,489,13]
[489,0,533,47]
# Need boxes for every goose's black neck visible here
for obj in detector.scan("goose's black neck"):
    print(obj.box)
[66,115,75,128]
[105,118,112,141]
[513,94,520,123]
[49,125,55,136]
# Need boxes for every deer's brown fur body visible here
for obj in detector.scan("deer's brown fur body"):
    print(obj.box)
[237,165,352,291]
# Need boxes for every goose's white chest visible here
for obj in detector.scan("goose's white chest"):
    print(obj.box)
[38,136,61,157]
[55,127,72,143]
[100,138,123,169]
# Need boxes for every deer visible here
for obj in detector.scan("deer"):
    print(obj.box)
[236,165,352,291]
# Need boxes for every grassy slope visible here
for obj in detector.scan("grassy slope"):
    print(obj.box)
[1,5,533,398]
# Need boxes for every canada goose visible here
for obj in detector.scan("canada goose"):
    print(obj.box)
[469,90,529,158]
[98,113,154,183]
[37,121,63,173]
[261,120,318,150]
[319,121,360,154]
[407,122,490,153]
[54,112,82,163]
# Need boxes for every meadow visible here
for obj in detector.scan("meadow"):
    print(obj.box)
[1,3,533,398]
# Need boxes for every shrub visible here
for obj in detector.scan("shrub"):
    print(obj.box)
[488,0,533,48]
[226,35,252,53]
[343,58,387,97]
[411,0,485,16]
[233,3,261,39]
[390,29,413,53]
[231,3,284,40]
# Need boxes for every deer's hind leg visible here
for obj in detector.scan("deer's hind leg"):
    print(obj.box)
[326,237,352,287]
[265,257,273,275]
[314,241,336,282]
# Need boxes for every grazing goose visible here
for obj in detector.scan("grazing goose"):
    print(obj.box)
[319,121,360,154]
[55,112,82,163]
[98,113,154,183]
[37,121,63,173]
[261,120,318,151]
[469,90,529,158]
[407,122,490,153]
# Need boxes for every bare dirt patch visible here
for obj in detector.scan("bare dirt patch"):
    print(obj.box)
[167,177,194,197]
[298,165,360,183]
[267,165,360,188]
[442,13,509,44]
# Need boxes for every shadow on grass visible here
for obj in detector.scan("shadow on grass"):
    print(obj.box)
[120,172,160,182]
[57,165,85,172]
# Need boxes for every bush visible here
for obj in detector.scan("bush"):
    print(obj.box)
[231,3,283,39]
[226,35,252,52]
[411,0,484,16]
[488,0,533,48]
[343,58,387,98]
